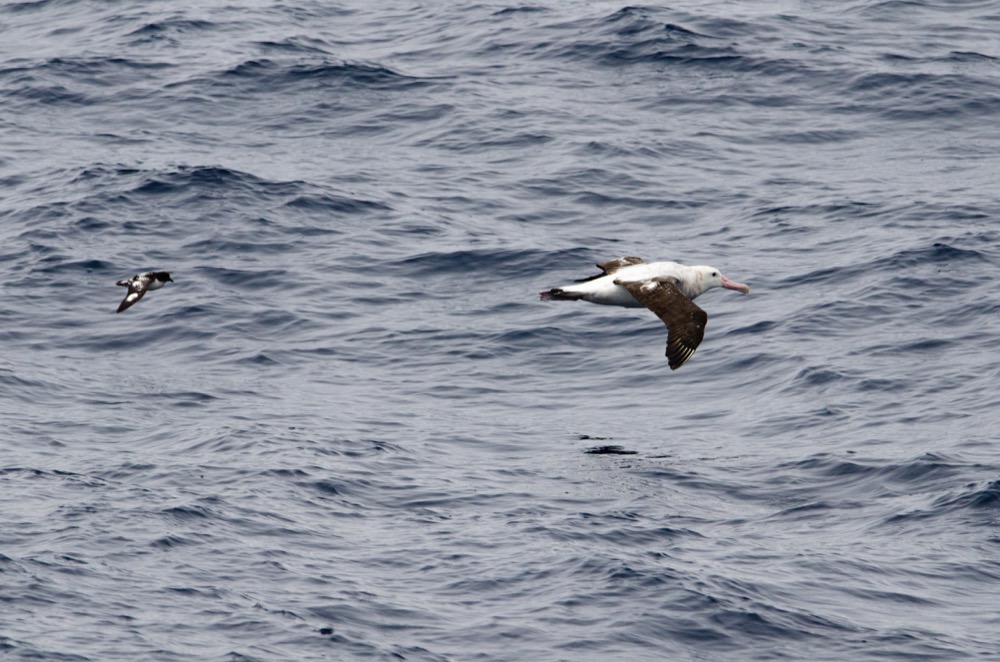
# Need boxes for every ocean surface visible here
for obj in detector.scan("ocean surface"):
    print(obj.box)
[2,1,1000,660]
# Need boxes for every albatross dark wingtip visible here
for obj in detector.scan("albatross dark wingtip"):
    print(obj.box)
[666,340,697,370]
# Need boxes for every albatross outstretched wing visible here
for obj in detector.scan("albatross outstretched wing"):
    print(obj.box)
[618,277,708,370]
[574,256,647,283]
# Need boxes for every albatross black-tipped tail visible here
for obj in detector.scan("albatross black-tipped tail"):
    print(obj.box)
[540,288,585,302]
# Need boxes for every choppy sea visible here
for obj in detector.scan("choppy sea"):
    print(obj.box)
[3,1,1000,660]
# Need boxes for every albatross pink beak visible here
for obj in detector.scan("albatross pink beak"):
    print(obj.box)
[721,275,750,295]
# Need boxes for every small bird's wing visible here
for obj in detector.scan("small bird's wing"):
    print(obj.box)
[116,281,148,313]
[575,256,646,283]
[618,277,708,370]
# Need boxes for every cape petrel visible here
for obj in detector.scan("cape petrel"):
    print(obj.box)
[116,271,173,313]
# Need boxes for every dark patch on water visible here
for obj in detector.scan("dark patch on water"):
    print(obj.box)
[584,445,638,455]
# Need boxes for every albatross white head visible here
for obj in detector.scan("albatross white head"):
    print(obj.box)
[688,266,751,298]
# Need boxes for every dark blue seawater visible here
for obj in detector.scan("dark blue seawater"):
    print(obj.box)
[3,1,1000,660]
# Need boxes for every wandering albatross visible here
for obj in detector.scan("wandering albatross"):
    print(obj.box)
[539,257,750,369]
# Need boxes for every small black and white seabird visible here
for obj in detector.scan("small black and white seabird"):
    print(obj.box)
[540,257,750,370]
[115,271,173,313]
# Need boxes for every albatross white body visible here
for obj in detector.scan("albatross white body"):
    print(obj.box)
[551,260,748,307]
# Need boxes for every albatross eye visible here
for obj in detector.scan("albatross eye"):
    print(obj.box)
[711,271,718,277]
